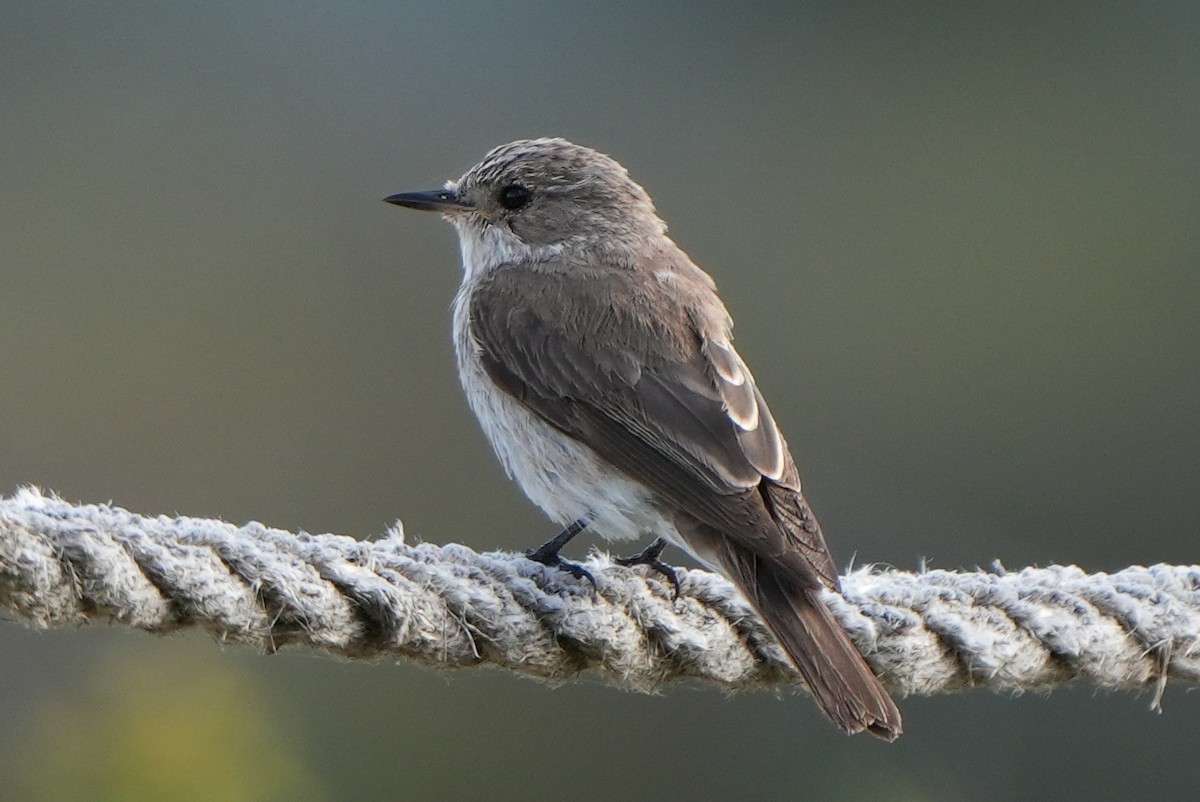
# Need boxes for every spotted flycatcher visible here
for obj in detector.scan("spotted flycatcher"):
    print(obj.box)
[385,138,901,739]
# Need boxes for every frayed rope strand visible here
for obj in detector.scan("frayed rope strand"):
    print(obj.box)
[2,487,1199,700]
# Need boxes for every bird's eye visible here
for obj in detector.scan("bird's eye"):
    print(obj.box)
[498,184,532,210]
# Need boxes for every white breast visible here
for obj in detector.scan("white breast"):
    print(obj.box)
[451,282,675,543]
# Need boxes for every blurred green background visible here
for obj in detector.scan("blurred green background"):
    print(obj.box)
[2,2,1198,799]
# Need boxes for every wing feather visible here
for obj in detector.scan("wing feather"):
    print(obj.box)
[469,264,837,587]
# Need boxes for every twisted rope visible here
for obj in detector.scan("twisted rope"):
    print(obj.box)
[2,487,1198,702]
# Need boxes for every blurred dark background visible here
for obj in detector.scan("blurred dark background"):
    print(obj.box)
[2,2,1198,799]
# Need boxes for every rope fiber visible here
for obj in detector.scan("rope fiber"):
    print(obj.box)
[2,487,1198,702]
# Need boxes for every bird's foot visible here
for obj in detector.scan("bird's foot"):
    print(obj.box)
[615,538,680,599]
[525,517,597,590]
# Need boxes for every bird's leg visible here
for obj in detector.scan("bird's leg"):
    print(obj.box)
[525,513,597,588]
[614,537,680,599]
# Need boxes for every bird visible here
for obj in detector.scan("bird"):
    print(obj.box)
[384,138,901,739]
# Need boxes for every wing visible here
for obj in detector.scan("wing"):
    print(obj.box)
[469,263,839,588]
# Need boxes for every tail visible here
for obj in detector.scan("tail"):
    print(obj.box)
[686,522,902,739]
[746,558,902,740]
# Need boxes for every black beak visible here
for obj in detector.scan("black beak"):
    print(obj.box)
[383,188,473,213]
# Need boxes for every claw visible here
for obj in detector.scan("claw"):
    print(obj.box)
[525,545,597,590]
[525,515,597,590]
[615,538,681,599]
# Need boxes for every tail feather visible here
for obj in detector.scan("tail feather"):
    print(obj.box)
[681,520,902,739]
[750,562,902,740]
